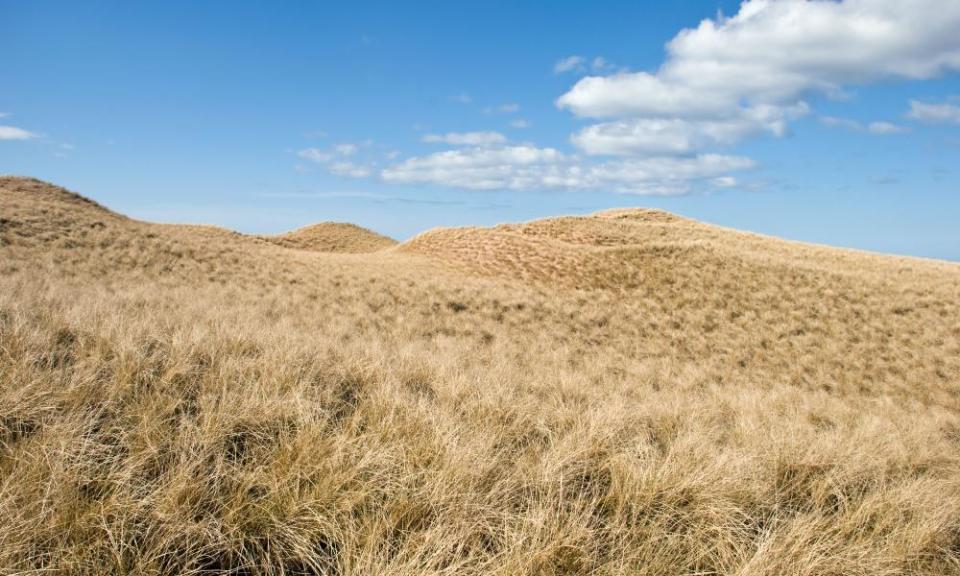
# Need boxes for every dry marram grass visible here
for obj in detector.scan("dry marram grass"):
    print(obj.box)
[2,176,960,575]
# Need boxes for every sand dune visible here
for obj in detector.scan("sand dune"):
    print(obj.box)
[2,176,960,574]
[263,222,396,254]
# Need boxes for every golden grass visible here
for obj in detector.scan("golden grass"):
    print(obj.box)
[2,175,960,575]
[262,223,397,254]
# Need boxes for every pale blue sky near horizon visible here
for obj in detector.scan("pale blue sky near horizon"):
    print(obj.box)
[2,1,959,260]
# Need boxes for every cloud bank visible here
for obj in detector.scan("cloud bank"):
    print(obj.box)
[382,145,753,195]
[303,1,960,195]
[558,0,960,155]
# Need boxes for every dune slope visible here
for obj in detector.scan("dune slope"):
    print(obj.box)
[2,176,960,575]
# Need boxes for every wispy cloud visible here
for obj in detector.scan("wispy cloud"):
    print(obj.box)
[484,103,520,114]
[907,100,960,125]
[328,161,371,178]
[0,125,37,140]
[553,55,586,74]
[866,121,910,135]
[590,56,613,72]
[297,142,376,178]
[820,116,910,135]
[422,131,507,147]
[256,189,466,206]
[334,143,358,156]
[298,148,333,163]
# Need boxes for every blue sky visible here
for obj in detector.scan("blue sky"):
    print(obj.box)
[3,1,959,260]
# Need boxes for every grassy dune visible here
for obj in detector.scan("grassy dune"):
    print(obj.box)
[2,176,960,575]
[261,223,397,254]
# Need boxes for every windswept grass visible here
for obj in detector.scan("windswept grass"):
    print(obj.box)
[2,176,960,574]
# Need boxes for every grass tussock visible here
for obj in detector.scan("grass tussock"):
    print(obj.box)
[2,176,960,574]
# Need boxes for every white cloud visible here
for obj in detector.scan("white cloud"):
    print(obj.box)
[509,118,531,129]
[328,161,371,178]
[907,100,960,124]
[0,125,37,140]
[383,145,564,190]
[555,0,960,156]
[591,57,612,72]
[820,116,910,134]
[297,142,373,178]
[819,116,864,131]
[453,92,473,104]
[334,143,358,156]
[298,148,333,163]
[712,176,738,188]
[422,131,507,147]
[381,144,753,194]
[867,121,909,135]
[559,1,960,120]
[572,104,806,155]
[554,55,586,74]
[584,154,756,194]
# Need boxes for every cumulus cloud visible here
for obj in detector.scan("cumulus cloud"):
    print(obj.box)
[302,2,960,194]
[422,131,507,147]
[572,104,806,155]
[383,146,564,190]
[560,1,960,119]
[381,144,753,194]
[907,100,960,124]
[0,125,37,140]
[556,0,960,154]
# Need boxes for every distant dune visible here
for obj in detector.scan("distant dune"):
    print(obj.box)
[262,222,397,254]
[2,176,960,574]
